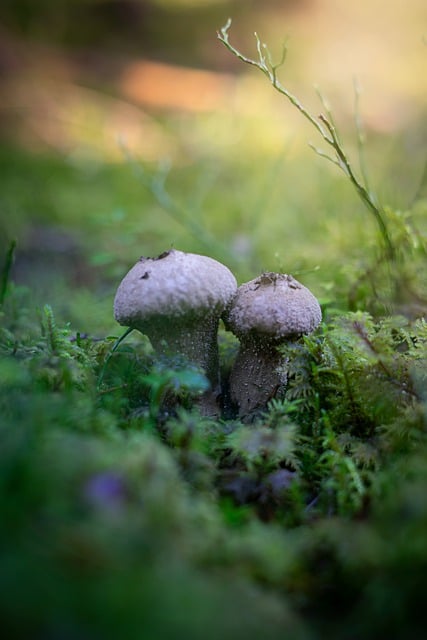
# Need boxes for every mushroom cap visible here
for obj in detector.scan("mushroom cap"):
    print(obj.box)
[224,272,322,340]
[114,249,237,328]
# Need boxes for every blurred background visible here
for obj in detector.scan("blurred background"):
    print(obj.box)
[0,0,426,333]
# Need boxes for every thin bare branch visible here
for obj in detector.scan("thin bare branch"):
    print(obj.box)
[308,143,342,169]
[217,19,330,141]
[217,19,396,260]
[353,78,372,196]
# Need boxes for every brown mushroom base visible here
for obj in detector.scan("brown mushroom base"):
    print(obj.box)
[229,339,288,422]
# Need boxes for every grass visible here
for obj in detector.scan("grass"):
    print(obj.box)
[1,23,427,639]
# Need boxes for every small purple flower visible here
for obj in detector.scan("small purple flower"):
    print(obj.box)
[267,469,296,498]
[84,471,126,510]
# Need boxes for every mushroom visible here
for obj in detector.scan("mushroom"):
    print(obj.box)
[114,249,237,416]
[223,272,322,421]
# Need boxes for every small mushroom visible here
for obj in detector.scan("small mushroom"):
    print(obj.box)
[114,249,237,416]
[223,272,322,421]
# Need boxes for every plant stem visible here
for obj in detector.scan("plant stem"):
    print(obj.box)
[217,20,395,260]
[0,240,16,306]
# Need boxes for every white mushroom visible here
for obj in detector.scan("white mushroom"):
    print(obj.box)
[223,272,322,420]
[114,249,237,415]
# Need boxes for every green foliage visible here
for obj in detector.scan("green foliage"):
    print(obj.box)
[2,238,427,638]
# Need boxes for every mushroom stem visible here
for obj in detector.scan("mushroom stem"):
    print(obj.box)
[228,338,287,421]
[145,316,220,387]
[145,318,223,418]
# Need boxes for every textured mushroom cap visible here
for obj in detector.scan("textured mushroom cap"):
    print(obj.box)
[114,249,237,327]
[224,272,321,340]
